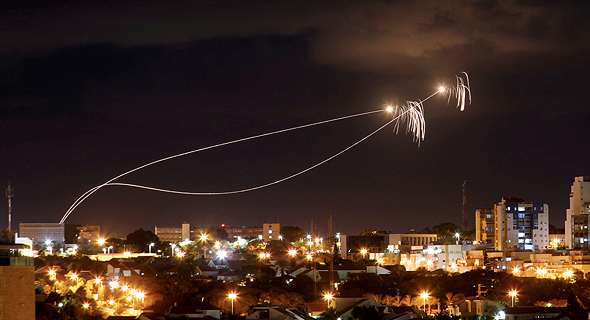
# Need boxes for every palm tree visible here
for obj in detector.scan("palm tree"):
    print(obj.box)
[318,307,339,320]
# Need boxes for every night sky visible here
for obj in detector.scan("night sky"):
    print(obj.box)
[2,1,590,238]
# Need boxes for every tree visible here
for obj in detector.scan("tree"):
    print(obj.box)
[318,307,339,320]
[351,306,379,320]
[281,226,307,243]
[125,228,159,252]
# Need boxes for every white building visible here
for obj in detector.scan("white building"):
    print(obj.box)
[565,176,590,249]
[494,197,549,251]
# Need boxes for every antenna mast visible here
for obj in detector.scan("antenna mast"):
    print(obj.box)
[6,182,13,231]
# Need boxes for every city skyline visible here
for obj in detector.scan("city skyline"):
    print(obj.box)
[1,1,590,237]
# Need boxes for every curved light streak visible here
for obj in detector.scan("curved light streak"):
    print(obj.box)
[60,109,383,223]
[60,73,470,223]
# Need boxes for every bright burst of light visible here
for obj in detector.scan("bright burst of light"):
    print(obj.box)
[97,238,106,246]
[83,303,89,308]
[306,254,313,261]
[508,290,518,297]
[70,274,78,280]
[228,293,237,300]
[324,293,334,301]
[218,250,227,259]
[94,278,102,284]
[177,251,186,258]
[121,285,129,291]
[288,249,297,256]
[109,281,118,289]
[109,300,115,305]
[420,292,429,299]
[386,105,394,112]
[48,269,56,277]
[438,86,445,93]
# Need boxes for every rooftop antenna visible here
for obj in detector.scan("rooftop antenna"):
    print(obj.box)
[6,182,13,231]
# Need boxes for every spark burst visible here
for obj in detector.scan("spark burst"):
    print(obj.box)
[59,73,471,223]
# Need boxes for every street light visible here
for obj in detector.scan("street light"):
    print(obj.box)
[324,293,334,306]
[288,249,297,257]
[420,292,429,314]
[228,293,237,314]
[149,243,155,254]
[360,249,368,260]
[508,290,518,307]
[455,232,461,244]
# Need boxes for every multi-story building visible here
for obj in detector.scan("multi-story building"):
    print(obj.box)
[77,225,100,242]
[0,231,35,320]
[224,226,263,240]
[388,233,437,247]
[565,176,590,249]
[475,208,495,250]
[155,223,267,242]
[19,222,66,244]
[263,223,280,242]
[155,223,193,242]
[493,197,549,251]
[340,235,388,259]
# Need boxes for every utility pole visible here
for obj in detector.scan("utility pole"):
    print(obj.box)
[6,182,13,231]
[462,180,467,233]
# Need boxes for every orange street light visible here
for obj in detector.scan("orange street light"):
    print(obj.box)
[508,290,518,307]
[228,293,238,314]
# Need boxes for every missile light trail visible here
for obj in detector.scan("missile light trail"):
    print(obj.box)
[59,73,471,224]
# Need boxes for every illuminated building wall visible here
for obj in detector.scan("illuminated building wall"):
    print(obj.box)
[263,223,280,242]
[224,226,263,240]
[18,223,65,244]
[494,197,549,251]
[565,176,590,249]
[475,208,496,250]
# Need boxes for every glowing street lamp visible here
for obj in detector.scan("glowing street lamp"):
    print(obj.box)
[228,293,237,314]
[512,267,520,276]
[455,232,460,244]
[288,249,297,257]
[420,292,429,314]
[200,234,208,258]
[565,269,574,279]
[360,249,368,259]
[324,293,334,306]
[508,290,518,307]
[149,243,155,254]
[97,238,106,246]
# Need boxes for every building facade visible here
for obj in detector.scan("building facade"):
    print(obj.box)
[155,223,194,242]
[263,223,280,242]
[475,208,495,250]
[493,197,549,251]
[19,223,65,244]
[155,223,266,242]
[565,176,590,249]
[388,233,437,246]
[0,230,35,320]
